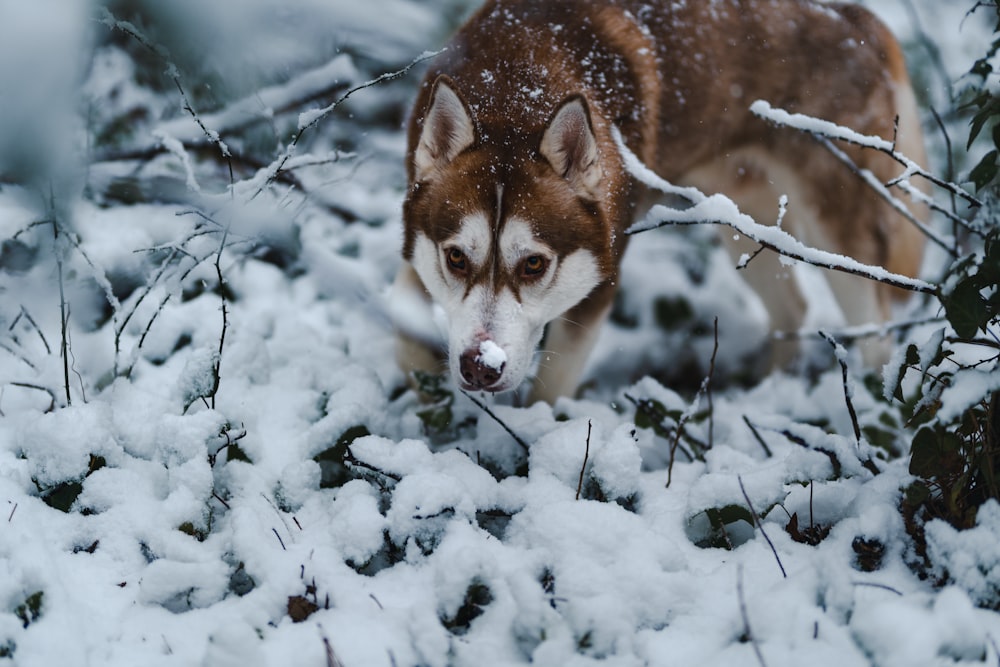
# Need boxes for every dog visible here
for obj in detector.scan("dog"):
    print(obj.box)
[392,0,926,405]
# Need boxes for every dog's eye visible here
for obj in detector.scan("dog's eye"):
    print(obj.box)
[445,248,467,273]
[521,255,548,278]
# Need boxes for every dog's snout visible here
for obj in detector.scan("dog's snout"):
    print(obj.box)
[459,348,504,390]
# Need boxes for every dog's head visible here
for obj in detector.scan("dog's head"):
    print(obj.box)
[401,76,613,395]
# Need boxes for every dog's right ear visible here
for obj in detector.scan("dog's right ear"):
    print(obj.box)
[540,95,602,201]
[414,76,476,182]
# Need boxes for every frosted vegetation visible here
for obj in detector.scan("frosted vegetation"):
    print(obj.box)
[1,1,999,666]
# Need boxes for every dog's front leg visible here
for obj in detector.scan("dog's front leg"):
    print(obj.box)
[528,281,616,405]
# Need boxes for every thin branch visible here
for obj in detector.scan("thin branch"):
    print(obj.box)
[319,626,346,667]
[816,137,957,253]
[575,420,593,501]
[271,528,287,551]
[99,9,234,193]
[615,126,938,295]
[707,317,719,449]
[666,382,711,489]
[0,341,37,371]
[774,315,945,344]
[251,49,443,200]
[742,416,773,458]
[750,100,982,209]
[210,219,231,410]
[92,56,359,164]
[8,382,57,412]
[928,106,959,225]
[13,307,51,355]
[738,475,787,578]
[461,390,529,452]
[51,214,72,407]
[851,581,904,596]
[818,332,862,448]
[630,201,937,295]
[737,565,769,667]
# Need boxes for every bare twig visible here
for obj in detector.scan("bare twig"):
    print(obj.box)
[461,390,529,452]
[817,137,957,253]
[663,329,719,488]
[12,307,51,355]
[851,581,904,596]
[707,317,719,449]
[575,420,593,500]
[774,315,945,345]
[742,416,773,458]
[50,215,72,406]
[211,491,231,510]
[92,57,359,164]
[99,9,234,194]
[272,528,287,551]
[818,332,862,448]
[667,402,694,489]
[9,383,57,412]
[630,203,937,295]
[737,565,769,667]
[251,49,443,199]
[0,341,37,371]
[928,105,961,231]
[738,475,787,578]
[751,100,982,209]
[318,626,346,667]
[210,223,231,410]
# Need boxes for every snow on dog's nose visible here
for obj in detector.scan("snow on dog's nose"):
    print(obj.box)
[459,340,507,391]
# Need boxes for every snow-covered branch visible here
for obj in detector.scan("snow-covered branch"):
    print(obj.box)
[250,49,444,199]
[625,194,938,295]
[750,100,982,211]
[613,125,938,295]
[93,55,361,164]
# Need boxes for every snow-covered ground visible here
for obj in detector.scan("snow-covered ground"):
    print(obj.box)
[1,1,998,665]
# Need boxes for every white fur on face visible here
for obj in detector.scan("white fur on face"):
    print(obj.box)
[409,214,602,394]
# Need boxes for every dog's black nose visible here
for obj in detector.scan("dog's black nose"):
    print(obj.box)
[459,348,504,390]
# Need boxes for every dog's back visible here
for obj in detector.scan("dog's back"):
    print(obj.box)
[398,0,926,402]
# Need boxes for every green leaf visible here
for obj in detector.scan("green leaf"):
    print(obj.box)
[706,504,755,529]
[653,296,694,332]
[314,424,371,489]
[909,426,941,479]
[226,442,251,463]
[943,279,989,339]
[969,149,999,192]
[909,425,966,483]
[886,343,919,402]
[966,93,995,147]
[13,592,43,629]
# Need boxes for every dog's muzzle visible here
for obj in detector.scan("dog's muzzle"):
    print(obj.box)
[459,342,506,392]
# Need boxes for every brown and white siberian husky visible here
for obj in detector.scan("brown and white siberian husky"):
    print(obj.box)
[393,0,927,404]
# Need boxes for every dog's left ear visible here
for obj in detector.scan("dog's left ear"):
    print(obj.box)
[540,96,602,200]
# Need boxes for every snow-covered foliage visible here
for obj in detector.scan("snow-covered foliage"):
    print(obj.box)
[1,1,999,665]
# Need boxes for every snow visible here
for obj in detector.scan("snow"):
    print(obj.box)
[0,1,999,666]
[477,340,507,371]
